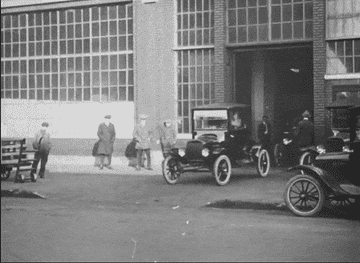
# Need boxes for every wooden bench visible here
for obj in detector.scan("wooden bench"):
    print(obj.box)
[1,138,38,183]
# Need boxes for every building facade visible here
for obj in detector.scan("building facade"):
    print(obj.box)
[1,0,359,155]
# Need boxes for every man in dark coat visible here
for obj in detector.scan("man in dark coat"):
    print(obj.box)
[133,114,153,171]
[31,122,52,178]
[258,115,272,150]
[97,115,116,169]
[295,110,315,148]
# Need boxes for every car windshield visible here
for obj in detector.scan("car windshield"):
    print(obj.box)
[331,108,351,130]
[193,110,228,130]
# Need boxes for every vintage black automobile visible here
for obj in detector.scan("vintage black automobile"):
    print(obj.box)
[283,104,360,217]
[162,103,271,186]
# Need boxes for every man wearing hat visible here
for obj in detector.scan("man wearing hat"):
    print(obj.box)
[257,115,272,150]
[158,119,177,158]
[31,122,52,178]
[295,110,315,148]
[96,115,116,169]
[133,114,153,170]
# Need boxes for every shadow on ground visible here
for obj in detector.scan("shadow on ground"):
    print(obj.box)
[206,199,360,221]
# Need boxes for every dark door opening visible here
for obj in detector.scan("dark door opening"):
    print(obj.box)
[266,46,313,140]
[233,45,314,142]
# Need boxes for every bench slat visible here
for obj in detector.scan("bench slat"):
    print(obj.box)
[1,160,19,165]
[1,144,22,149]
[1,152,22,156]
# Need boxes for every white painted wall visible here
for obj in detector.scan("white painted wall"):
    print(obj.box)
[1,99,135,139]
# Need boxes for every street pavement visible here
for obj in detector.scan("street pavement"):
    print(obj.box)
[3,152,360,262]
[1,150,292,205]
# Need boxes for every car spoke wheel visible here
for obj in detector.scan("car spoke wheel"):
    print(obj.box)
[162,156,180,185]
[213,155,231,186]
[327,194,356,207]
[273,143,282,167]
[284,174,325,217]
[257,149,270,177]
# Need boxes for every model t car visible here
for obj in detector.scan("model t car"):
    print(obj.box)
[283,104,360,217]
[162,103,271,186]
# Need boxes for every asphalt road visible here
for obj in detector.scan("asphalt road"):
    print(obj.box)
[2,170,360,262]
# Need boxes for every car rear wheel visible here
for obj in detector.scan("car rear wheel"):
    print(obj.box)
[284,174,325,217]
[213,155,232,186]
[162,156,181,185]
[257,149,270,177]
[299,151,317,166]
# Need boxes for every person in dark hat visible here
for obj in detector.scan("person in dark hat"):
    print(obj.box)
[31,122,52,178]
[158,119,177,158]
[96,115,116,169]
[133,114,153,171]
[257,115,272,150]
[295,110,315,148]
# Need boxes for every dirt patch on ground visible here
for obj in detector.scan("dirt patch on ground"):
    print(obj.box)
[206,199,287,211]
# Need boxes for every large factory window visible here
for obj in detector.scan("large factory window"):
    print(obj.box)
[1,3,133,102]
[176,0,215,134]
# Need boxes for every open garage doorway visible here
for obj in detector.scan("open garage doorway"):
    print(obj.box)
[233,45,313,142]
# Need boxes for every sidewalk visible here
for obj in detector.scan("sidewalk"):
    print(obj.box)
[46,150,164,175]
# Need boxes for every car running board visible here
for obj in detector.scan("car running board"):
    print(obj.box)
[339,184,360,195]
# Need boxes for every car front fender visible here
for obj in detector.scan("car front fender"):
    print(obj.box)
[288,165,348,195]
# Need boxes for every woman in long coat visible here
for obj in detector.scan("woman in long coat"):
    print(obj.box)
[96,115,116,169]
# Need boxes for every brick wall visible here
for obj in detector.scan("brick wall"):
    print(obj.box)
[214,0,226,103]
[312,0,327,143]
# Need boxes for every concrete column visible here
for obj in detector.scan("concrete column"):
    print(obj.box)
[251,50,265,141]
[133,1,176,129]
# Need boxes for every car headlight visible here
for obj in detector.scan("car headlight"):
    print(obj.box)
[202,148,209,157]
[178,149,185,157]
[316,145,326,154]
[283,138,292,145]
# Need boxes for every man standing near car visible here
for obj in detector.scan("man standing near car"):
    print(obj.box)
[258,115,272,150]
[295,110,315,148]
[97,115,116,170]
[133,114,153,171]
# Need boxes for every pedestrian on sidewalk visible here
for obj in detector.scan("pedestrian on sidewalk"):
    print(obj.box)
[158,119,176,158]
[125,138,138,167]
[133,114,153,171]
[31,122,52,179]
[96,115,116,170]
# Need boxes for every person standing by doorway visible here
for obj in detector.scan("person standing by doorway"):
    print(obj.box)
[31,122,52,179]
[295,110,315,148]
[97,115,116,170]
[258,115,272,150]
[133,114,153,171]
